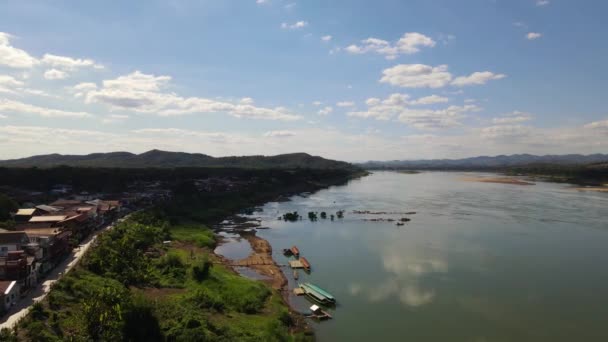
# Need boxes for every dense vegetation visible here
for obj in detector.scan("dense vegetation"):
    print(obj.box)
[0,165,360,193]
[0,193,18,221]
[0,150,356,170]
[7,211,303,341]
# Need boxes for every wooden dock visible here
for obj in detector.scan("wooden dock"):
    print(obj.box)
[289,260,305,269]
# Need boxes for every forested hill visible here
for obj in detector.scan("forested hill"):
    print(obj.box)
[359,154,608,170]
[0,150,355,170]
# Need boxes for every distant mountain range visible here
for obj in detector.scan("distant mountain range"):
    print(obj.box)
[0,150,355,170]
[358,154,608,169]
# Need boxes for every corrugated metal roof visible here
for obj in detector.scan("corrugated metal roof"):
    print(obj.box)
[36,205,61,212]
[16,209,36,216]
[29,215,68,222]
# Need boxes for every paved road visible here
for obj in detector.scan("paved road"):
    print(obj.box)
[0,217,126,330]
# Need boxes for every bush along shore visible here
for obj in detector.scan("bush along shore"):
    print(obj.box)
[2,167,363,341]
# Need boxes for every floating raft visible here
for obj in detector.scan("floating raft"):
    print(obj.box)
[309,304,332,320]
[289,260,304,269]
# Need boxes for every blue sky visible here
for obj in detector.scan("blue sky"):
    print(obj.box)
[0,0,607,161]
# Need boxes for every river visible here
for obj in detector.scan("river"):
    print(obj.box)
[221,171,608,341]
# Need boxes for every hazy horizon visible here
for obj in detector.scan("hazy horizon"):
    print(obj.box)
[1,0,607,161]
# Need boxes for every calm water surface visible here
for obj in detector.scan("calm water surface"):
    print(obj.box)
[247,171,608,341]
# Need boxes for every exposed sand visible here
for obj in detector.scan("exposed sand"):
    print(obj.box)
[461,177,535,186]
[575,187,608,193]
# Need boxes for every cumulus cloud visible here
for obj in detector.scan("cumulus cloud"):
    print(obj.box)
[336,101,355,107]
[536,0,550,6]
[78,71,301,121]
[451,71,506,86]
[318,106,333,115]
[349,93,478,129]
[41,54,103,71]
[380,64,452,88]
[44,69,69,80]
[0,75,24,95]
[321,35,332,42]
[0,99,93,118]
[492,111,533,124]
[480,124,532,139]
[345,32,435,60]
[0,32,39,68]
[584,119,608,132]
[410,95,449,105]
[281,21,308,30]
[312,101,322,106]
[263,130,296,138]
[526,32,542,40]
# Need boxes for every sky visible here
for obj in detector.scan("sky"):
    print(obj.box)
[0,0,607,162]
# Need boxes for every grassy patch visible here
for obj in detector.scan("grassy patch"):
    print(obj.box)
[170,224,216,248]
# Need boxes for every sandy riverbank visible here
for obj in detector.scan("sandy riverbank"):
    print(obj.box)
[461,177,535,186]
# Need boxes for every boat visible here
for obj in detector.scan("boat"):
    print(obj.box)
[299,257,311,271]
[308,304,332,320]
[293,270,299,280]
[282,248,293,256]
[299,283,336,305]
[290,245,300,257]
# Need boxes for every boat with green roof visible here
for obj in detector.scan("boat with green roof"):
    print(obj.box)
[299,282,336,305]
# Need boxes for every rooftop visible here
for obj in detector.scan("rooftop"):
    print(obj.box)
[0,231,28,245]
[29,216,68,223]
[15,208,37,216]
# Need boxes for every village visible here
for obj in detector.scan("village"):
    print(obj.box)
[0,181,174,317]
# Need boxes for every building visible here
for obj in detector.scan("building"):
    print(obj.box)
[13,208,41,223]
[0,280,19,314]
[0,232,29,257]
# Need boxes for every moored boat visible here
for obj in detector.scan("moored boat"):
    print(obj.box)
[304,282,335,303]
[309,304,332,320]
[282,248,293,256]
[290,245,300,257]
[299,283,336,305]
[300,256,311,271]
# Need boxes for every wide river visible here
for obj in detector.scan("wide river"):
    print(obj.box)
[231,171,608,341]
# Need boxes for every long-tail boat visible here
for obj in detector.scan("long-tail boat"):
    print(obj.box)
[290,245,300,257]
[299,283,336,305]
[299,256,311,271]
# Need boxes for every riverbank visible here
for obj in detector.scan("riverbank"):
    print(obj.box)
[3,168,362,340]
[461,176,535,186]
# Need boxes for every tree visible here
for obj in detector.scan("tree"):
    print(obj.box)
[0,194,18,221]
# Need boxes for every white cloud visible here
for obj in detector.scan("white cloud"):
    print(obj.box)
[263,130,296,138]
[79,71,300,121]
[336,101,355,107]
[536,0,550,7]
[239,97,254,105]
[0,99,93,118]
[41,54,103,71]
[0,32,39,68]
[451,71,506,87]
[513,22,528,29]
[480,124,532,139]
[584,119,608,131]
[410,95,449,105]
[102,114,130,124]
[349,93,478,129]
[318,106,333,115]
[44,69,69,80]
[0,75,25,95]
[321,35,332,42]
[526,32,542,40]
[0,114,6,119]
[492,111,533,124]
[281,21,308,30]
[256,0,268,4]
[312,101,322,106]
[380,64,452,88]
[345,32,435,60]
